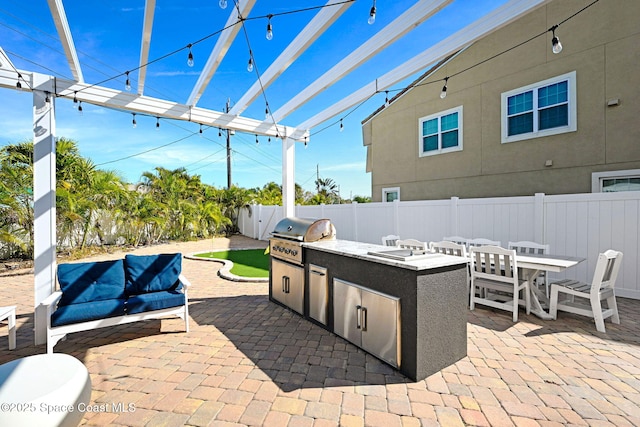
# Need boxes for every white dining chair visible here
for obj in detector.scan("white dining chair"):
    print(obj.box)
[429,240,467,257]
[468,238,502,248]
[431,241,469,303]
[443,236,469,248]
[396,239,427,250]
[381,234,400,247]
[549,249,623,333]
[469,245,529,322]
[508,241,551,296]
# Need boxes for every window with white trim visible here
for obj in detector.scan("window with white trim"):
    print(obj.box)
[592,170,640,193]
[501,71,577,143]
[419,106,463,156]
[382,187,400,202]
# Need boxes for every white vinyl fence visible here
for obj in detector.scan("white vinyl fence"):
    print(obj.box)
[239,192,640,300]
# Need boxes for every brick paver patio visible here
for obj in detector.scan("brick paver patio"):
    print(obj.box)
[1,236,639,426]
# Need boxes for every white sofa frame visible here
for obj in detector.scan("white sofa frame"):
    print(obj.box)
[41,274,191,354]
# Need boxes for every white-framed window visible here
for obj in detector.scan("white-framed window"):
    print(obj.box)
[418,106,463,156]
[592,169,640,193]
[501,71,577,143]
[382,187,400,202]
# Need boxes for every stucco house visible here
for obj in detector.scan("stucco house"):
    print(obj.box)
[361,0,640,202]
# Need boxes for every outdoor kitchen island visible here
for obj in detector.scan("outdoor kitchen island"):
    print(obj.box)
[297,239,468,382]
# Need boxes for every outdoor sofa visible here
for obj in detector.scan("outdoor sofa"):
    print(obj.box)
[42,253,190,353]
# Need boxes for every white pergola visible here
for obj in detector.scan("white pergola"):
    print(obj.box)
[0,0,549,345]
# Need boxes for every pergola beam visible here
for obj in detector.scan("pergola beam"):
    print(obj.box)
[46,0,83,82]
[298,0,552,131]
[272,0,454,123]
[229,0,353,116]
[46,75,308,140]
[186,0,257,107]
[137,0,156,95]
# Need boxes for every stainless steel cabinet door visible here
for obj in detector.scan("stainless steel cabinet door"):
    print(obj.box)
[361,288,400,368]
[308,265,328,324]
[271,259,304,314]
[333,279,362,347]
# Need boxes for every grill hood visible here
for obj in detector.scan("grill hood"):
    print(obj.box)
[272,217,336,242]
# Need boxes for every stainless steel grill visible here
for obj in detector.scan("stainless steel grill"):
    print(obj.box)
[269,217,336,265]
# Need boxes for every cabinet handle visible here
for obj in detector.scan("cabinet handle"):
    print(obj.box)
[310,270,326,276]
[361,307,368,332]
[285,276,290,293]
[356,305,362,329]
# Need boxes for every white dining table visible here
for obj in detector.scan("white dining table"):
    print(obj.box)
[515,253,585,320]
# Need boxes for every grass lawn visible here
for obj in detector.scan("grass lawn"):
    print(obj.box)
[195,249,269,278]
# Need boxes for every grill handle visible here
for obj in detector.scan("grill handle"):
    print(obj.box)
[356,305,362,329]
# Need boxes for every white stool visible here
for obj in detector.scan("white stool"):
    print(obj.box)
[0,353,92,427]
[0,306,16,350]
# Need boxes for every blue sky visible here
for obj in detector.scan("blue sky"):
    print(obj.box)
[0,0,509,198]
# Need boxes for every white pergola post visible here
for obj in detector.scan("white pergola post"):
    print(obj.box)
[32,73,57,346]
[282,137,295,218]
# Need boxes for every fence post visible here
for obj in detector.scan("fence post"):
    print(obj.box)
[450,197,459,236]
[352,201,358,242]
[256,204,262,241]
[534,193,545,243]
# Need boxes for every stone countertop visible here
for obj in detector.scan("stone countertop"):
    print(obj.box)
[303,239,468,271]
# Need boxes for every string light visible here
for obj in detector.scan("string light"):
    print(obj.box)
[368,0,376,25]
[255,134,259,144]
[132,113,137,128]
[266,15,273,40]
[16,73,22,89]
[219,0,227,9]
[384,90,389,105]
[339,118,344,132]
[156,117,160,129]
[550,25,563,54]
[265,106,270,120]
[187,44,194,67]
[440,77,448,99]
[218,128,222,137]
[247,57,254,73]
[125,71,131,91]
[44,91,50,103]
[77,101,83,115]
[199,124,203,134]
[304,137,308,148]
[73,91,78,109]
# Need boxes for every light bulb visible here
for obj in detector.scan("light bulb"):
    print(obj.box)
[199,124,203,135]
[219,0,227,9]
[266,19,273,40]
[78,102,83,115]
[125,72,131,91]
[552,35,563,54]
[132,114,137,128]
[440,78,448,99]
[156,118,160,129]
[187,48,194,67]
[247,58,254,73]
[73,92,78,109]
[368,6,376,25]
[340,120,344,132]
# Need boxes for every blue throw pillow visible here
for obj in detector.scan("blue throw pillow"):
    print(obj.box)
[124,253,182,295]
[57,259,126,306]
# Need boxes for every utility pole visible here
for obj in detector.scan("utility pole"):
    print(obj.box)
[226,98,232,189]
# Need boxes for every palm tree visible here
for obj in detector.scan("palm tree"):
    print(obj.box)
[0,141,34,258]
[314,177,340,204]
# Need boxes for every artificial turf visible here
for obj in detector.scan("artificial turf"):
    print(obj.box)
[195,249,269,278]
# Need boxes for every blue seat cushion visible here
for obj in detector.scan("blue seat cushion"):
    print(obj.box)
[57,260,126,306]
[126,290,186,314]
[124,253,182,295]
[51,299,126,327]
